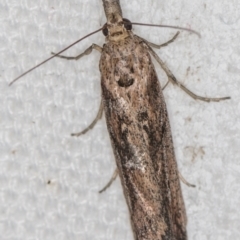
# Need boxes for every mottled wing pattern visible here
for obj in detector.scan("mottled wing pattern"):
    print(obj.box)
[100,34,187,240]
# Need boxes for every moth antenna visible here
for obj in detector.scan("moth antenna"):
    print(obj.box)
[131,22,201,38]
[9,27,103,86]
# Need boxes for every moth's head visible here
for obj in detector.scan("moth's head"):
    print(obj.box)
[102,17,132,42]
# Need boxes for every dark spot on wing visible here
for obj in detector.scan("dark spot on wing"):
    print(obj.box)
[118,78,134,87]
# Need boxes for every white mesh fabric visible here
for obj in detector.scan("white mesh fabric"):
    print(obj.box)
[0,0,239,239]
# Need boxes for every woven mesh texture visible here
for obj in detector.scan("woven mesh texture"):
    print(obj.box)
[1,0,240,239]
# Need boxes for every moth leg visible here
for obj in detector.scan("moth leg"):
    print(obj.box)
[145,43,230,102]
[137,35,184,93]
[71,100,104,137]
[51,44,102,60]
[99,168,118,193]
[178,171,195,188]
[162,80,170,91]
[143,31,179,91]
[140,31,180,49]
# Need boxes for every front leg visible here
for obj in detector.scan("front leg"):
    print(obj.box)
[143,40,230,102]
[137,33,179,92]
[137,31,180,49]
[51,44,102,60]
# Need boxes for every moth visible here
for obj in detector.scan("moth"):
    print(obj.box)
[10,0,230,239]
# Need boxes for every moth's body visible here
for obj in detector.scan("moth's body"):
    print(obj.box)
[100,1,187,239]
[9,0,230,239]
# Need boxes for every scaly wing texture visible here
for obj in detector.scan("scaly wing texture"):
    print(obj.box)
[100,34,187,240]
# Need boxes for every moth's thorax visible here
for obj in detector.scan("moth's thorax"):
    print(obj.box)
[106,21,131,42]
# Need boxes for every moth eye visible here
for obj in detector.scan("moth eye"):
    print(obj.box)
[102,23,108,36]
[123,18,132,31]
